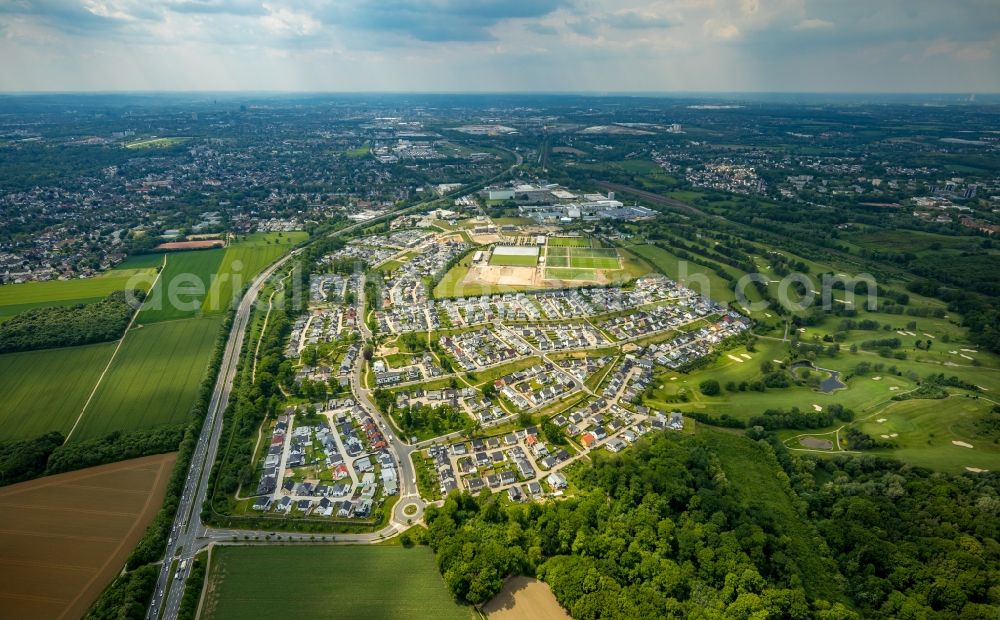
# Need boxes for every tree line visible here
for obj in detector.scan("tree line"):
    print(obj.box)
[0,289,143,353]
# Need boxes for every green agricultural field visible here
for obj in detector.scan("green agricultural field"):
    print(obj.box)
[203,232,306,313]
[70,316,222,441]
[137,249,225,323]
[489,253,537,267]
[201,546,474,620]
[0,261,159,324]
[0,268,157,314]
[0,342,117,441]
[852,397,1000,473]
[545,255,570,267]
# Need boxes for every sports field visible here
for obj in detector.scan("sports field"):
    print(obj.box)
[547,237,589,247]
[201,546,474,620]
[70,316,222,441]
[0,452,176,619]
[545,243,620,272]
[0,342,117,441]
[489,245,539,267]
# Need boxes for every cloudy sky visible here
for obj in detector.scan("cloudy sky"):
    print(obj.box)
[0,0,997,92]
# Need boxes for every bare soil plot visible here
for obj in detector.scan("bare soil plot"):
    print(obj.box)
[0,453,177,619]
[482,576,570,620]
[464,264,540,288]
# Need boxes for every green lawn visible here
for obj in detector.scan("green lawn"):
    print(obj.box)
[201,546,474,620]
[70,316,222,441]
[853,396,1000,473]
[0,342,117,441]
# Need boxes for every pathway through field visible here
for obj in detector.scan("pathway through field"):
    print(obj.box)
[65,255,166,441]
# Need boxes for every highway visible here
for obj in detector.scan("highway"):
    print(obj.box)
[147,249,301,620]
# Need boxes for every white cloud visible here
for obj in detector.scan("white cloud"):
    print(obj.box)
[260,3,319,37]
[793,18,833,31]
[704,19,741,40]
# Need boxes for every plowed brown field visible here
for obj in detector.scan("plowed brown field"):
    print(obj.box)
[0,452,176,619]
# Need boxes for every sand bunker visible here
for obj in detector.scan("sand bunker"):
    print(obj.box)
[889,386,899,391]
[812,404,823,412]
[966,467,989,473]
[772,359,783,364]
[880,433,899,439]
[727,354,744,363]
[876,418,887,423]
[952,441,974,449]
[740,353,752,359]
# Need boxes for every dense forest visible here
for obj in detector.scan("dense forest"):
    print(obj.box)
[424,430,1000,619]
[0,289,142,353]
